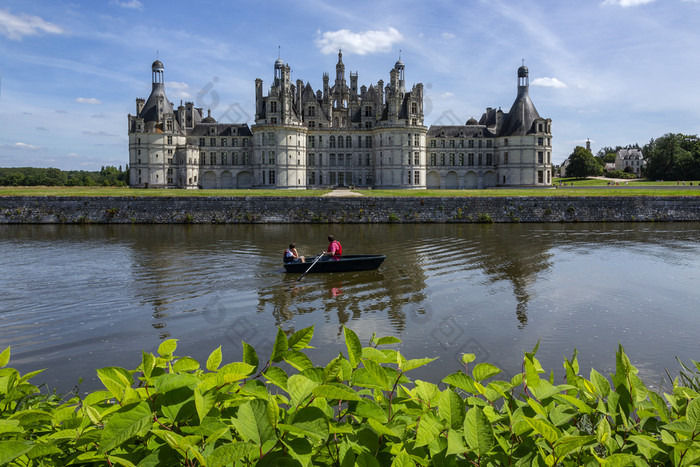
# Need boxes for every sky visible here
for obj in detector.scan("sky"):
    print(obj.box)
[1,0,699,170]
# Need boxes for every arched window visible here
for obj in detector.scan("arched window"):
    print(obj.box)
[329,136,336,148]
[346,136,352,148]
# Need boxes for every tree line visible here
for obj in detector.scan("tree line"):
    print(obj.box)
[0,166,128,187]
[565,133,700,180]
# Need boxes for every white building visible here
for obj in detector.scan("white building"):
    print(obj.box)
[128,54,552,189]
[615,148,645,175]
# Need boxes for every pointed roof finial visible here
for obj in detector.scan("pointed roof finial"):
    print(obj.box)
[522,58,525,66]
[278,45,281,59]
[399,49,402,60]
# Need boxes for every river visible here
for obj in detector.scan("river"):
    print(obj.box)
[1,223,698,393]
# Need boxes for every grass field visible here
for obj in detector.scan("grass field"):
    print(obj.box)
[1,181,700,197]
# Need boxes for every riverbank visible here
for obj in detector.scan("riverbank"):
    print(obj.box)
[1,195,699,223]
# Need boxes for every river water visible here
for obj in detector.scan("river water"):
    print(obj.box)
[1,223,699,393]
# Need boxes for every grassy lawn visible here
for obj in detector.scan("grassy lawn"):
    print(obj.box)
[1,183,700,197]
[554,177,700,186]
[0,186,331,197]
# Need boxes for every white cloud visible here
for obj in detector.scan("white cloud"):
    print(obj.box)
[9,142,43,150]
[439,92,454,99]
[0,9,64,40]
[315,27,403,55]
[168,81,192,99]
[110,0,143,10]
[531,77,568,89]
[441,32,456,40]
[83,130,116,137]
[602,0,655,6]
[75,97,102,104]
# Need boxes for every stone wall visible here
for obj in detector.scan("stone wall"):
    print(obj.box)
[1,196,699,224]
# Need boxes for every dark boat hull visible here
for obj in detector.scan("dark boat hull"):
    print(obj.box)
[283,255,386,273]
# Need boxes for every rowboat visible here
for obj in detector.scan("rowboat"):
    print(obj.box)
[283,255,386,273]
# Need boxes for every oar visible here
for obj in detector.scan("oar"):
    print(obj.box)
[297,253,324,281]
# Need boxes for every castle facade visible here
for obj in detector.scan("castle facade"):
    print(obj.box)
[128,53,552,189]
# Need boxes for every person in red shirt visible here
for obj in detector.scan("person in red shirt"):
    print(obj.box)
[323,235,342,260]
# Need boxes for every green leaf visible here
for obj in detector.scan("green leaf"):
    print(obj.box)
[206,346,222,371]
[284,349,314,372]
[158,339,178,357]
[271,328,288,363]
[447,428,466,456]
[415,411,442,447]
[0,347,10,368]
[290,406,330,441]
[242,342,259,373]
[288,325,315,350]
[287,374,318,407]
[649,391,671,423]
[524,417,561,445]
[323,354,344,383]
[141,351,156,379]
[554,435,596,458]
[599,453,641,466]
[231,399,275,445]
[463,406,494,457]
[686,396,700,433]
[313,384,362,401]
[172,356,200,373]
[99,401,152,453]
[374,336,401,346]
[344,326,362,369]
[207,442,255,467]
[401,357,437,373]
[367,419,401,439]
[590,368,611,397]
[472,362,502,382]
[438,388,466,429]
[263,366,288,391]
[391,449,414,466]
[461,353,476,365]
[363,359,392,391]
[96,367,134,400]
[0,440,32,465]
[194,386,216,422]
[442,372,479,394]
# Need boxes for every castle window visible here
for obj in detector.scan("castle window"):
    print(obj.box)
[365,106,372,117]
[430,153,437,166]
[338,154,344,166]
[414,152,420,165]
[199,138,205,147]
[414,171,420,185]
[221,138,227,147]
[478,140,483,148]
[308,153,315,166]
[242,152,249,164]
[269,151,275,164]
[210,153,216,165]
[232,138,238,147]
[449,140,455,148]
[166,121,172,131]
[366,154,371,165]
[243,138,249,147]
[459,154,464,165]
[338,136,344,149]
[330,154,336,166]
[504,152,509,164]
[487,140,492,148]
[411,102,418,114]
[478,154,483,165]
[449,154,455,166]
[440,154,445,166]
[459,140,464,148]
[309,171,316,185]
[365,136,372,148]
[358,154,363,166]
[210,137,216,146]
[346,136,352,148]
[486,153,493,165]
[167,136,173,144]
[270,101,277,113]
[269,170,276,184]
[221,153,228,165]
[440,140,445,148]
[538,151,544,164]
[308,136,315,148]
[200,154,205,165]
[414,134,419,146]
[329,136,336,148]
[308,105,316,117]
[538,171,544,183]
[538,123,543,132]
[538,137,544,146]
[270,117,277,124]
[232,152,238,164]
[430,140,436,148]
[504,138,509,147]
[365,121,372,128]
[468,153,474,166]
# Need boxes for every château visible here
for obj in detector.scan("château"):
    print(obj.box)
[128,52,552,189]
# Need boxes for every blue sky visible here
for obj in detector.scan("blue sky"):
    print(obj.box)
[1,0,699,170]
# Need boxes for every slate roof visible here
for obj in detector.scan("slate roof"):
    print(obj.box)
[427,125,495,138]
[498,87,541,137]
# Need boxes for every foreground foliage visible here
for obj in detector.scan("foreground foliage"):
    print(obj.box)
[1,328,699,466]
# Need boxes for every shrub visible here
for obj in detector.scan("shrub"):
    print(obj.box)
[1,329,699,465]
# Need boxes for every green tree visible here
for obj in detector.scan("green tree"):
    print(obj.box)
[566,146,601,178]
[644,133,700,180]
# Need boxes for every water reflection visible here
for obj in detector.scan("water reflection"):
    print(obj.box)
[2,223,699,393]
